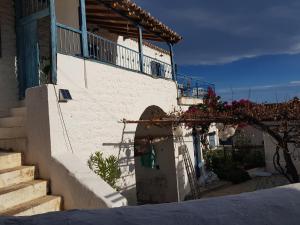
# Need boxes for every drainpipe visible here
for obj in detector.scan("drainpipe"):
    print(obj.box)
[79,0,89,58]
[192,127,201,179]
[169,43,176,81]
[138,26,145,73]
[49,0,57,84]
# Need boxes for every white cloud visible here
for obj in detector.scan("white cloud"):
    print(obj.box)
[135,0,300,65]
[218,81,300,94]
[290,81,300,84]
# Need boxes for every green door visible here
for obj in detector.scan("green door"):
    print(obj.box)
[18,21,39,97]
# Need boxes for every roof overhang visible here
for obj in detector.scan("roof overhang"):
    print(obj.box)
[86,0,183,44]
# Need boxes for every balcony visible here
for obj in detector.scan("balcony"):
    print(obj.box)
[56,24,173,79]
[15,0,181,90]
[177,75,215,106]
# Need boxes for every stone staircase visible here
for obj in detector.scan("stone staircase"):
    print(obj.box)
[0,103,62,216]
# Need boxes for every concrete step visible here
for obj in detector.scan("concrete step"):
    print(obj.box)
[0,195,61,216]
[0,138,27,153]
[19,100,26,107]
[0,152,22,170]
[0,117,25,128]
[10,107,26,117]
[0,127,26,139]
[0,166,35,189]
[0,180,47,212]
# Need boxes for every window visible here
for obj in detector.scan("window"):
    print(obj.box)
[151,61,165,77]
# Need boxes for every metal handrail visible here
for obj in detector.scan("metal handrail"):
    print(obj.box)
[57,23,82,34]
[88,32,139,54]
[87,32,140,72]
[177,74,215,99]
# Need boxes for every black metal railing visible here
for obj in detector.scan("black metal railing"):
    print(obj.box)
[88,32,140,72]
[56,24,173,79]
[143,55,173,79]
[57,24,82,57]
[21,0,49,17]
[177,75,215,99]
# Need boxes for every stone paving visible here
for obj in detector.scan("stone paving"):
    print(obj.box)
[201,175,290,199]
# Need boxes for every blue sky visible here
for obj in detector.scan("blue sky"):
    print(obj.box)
[134,0,300,102]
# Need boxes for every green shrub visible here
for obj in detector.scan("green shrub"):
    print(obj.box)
[204,150,251,184]
[243,150,265,169]
[88,152,121,189]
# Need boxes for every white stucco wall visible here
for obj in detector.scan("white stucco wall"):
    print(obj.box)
[0,0,19,116]
[233,126,264,147]
[55,54,193,203]
[4,183,300,225]
[26,85,127,209]
[264,132,300,173]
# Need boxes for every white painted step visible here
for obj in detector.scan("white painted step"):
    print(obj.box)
[0,195,61,216]
[0,180,47,212]
[10,107,26,117]
[0,127,26,139]
[0,117,25,127]
[0,166,35,189]
[0,152,22,170]
[0,138,27,153]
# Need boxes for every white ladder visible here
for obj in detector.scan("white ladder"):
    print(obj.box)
[179,137,201,199]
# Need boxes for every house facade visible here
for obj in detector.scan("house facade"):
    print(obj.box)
[0,0,215,213]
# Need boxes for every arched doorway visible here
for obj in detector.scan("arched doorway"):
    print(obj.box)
[134,106,178,204]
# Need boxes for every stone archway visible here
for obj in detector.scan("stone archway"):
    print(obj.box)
[134,106,178,204]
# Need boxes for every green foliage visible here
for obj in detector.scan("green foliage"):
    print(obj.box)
[204,150,251,184]
[88,152,121,189]
[243,150,265,169]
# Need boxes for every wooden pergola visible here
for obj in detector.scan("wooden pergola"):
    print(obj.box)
[86,0,182,44]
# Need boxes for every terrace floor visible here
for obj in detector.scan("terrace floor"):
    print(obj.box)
[201,175,290,199]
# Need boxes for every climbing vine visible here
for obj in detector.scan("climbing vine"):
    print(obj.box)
[123,89,300,183]
[171,89,300,183]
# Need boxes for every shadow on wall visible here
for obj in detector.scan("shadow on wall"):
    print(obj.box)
[134,105,178,205]
[103,105,180,205]
[103,124,137,205]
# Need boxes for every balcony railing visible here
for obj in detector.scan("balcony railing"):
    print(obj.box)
[88,32,140,72]
[177,75,215,99]
[56,24,173,79]
[143,55,173,79]
[57,24,82,57]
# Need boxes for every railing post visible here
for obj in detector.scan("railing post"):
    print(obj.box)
[15,0,22,20]
[50,0,57,84]
[138,26,145,73]
[80,0,89,58]
[169,43,176,81]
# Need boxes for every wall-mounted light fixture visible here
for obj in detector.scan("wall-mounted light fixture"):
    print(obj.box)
[59,89,72,102]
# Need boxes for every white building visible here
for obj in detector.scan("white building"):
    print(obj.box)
[0,0,215,215]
